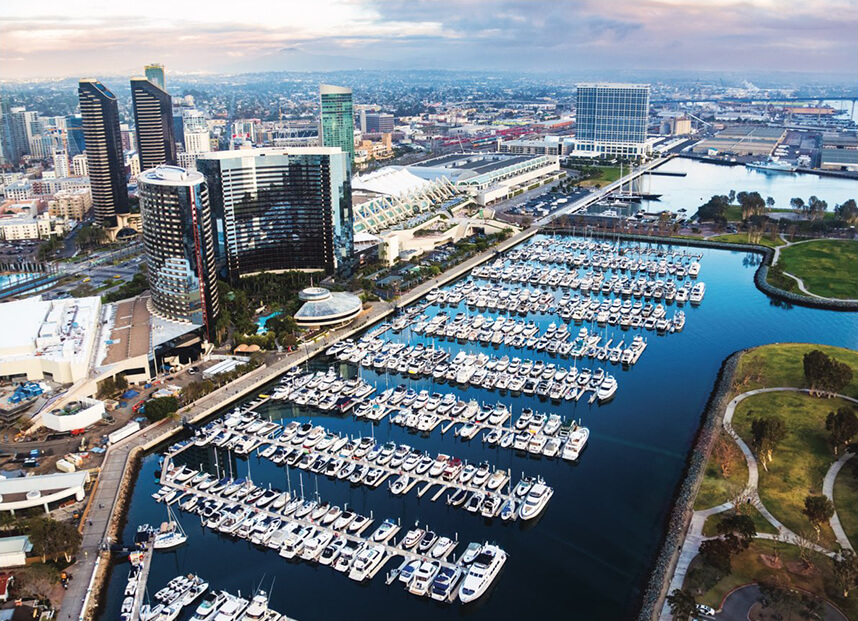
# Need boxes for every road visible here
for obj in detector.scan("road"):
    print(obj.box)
[715,584,848,621]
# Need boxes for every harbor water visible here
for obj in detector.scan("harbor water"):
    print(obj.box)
[640,157,857,215]
[100,235,857,621]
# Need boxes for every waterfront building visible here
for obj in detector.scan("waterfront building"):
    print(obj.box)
[197,147,353,279]
[131,77,176,171]
[500,138,563,156]
[77,79,129,227]
[144,63,166,91]
[294,286,362,328]
[138,165,220,340]
[320,84,355,164]
[407,152,560,205]
[574,83,650,158]
[351,166,462,234]
[0,472,90,515]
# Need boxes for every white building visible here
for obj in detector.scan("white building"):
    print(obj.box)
[0,536,32,568]
[185,131,211,154]
[0,471,90,515]
[49,187,93,221]
[0,295,101,384]
[3,179,33,201]
[53,148,70,178]
[72,153,89,177]
[42,397,105,432]
[0,213,65,241]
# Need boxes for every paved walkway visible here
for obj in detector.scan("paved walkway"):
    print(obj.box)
[823,452,856,552]
[770,238,858,303]
[714,584,849,621]
[661,387,858,620]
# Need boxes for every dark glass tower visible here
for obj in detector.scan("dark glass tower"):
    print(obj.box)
[197,147,353,280]
[131,77,176,171]
[78,79,128,227]
[139,165,220,341]
[320,84,355,165]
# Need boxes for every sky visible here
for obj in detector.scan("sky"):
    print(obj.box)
[1,0,857,79]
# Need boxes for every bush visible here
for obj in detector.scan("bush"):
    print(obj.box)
[145,396,179,421]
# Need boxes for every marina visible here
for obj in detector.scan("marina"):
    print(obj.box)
[100,232,857,621]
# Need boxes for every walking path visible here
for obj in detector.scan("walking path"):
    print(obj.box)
[58,225,539,621]
[823,453,856,553]
[770,238,858,303]
[660,387,858,620]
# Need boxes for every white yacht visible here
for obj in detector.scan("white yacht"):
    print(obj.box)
[562,426,590,461]
[458,544,507,603]
[153,504,188,550]
[519,481,554,520]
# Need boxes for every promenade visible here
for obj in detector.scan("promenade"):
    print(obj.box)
[60,223,539,621]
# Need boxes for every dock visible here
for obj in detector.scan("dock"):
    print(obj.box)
[128,538,154,621]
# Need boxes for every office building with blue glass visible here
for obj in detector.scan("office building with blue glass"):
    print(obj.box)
[575,83,650,158]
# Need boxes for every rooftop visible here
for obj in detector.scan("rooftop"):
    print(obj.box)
[0,536,31,555]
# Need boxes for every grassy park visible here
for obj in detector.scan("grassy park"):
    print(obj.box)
[833,460,858,548]
[775,239,858,299]
[578,165,622,188]
[731,391,851,549]
[708,233,785,248]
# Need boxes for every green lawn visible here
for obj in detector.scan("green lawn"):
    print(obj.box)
[776,239,858,299]
[833,459,858,549]
[685,540,856,618]
[732,392,854,550]
[579,166,622,187]
[695,428,749,510]
[709,233,785,248]
[732,344,858,399]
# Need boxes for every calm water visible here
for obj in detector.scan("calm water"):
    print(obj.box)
[639,158,857,215]
[101,235,857,621]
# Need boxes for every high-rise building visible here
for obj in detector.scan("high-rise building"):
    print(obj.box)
[183,110,207,134]
[72,153,88,177]
[184,112,210,155]
[319,84,355,164]
[138,165,220,340]
[131,77,176,171]
[361,111,394,134]
[144,63,166,91]
[77,79,129,227]
[196,147,353,279]
[66,116,85,158]
[53,149,70,178]
[575,83,651,158]
[7,107,31,162]
[49,188,92,221]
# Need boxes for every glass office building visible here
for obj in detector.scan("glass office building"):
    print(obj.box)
[78,79,129,227]
[575,83,650,158]
[139,165,220,340]
[131,77,176,171]
[197,147,353,280]
[144,64,166,91]
[320,84,355,164]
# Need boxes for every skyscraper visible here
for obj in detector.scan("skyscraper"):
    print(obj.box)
[196,147,353,279]
[320,84,355,164]
[138,165,220,340]
[575,83,651,158]
[144,64,166,91]
[53,149,70,178]
[78,79,129,227]
[131,77,176,171]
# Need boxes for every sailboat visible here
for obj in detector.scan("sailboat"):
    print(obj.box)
[153,502,188,550]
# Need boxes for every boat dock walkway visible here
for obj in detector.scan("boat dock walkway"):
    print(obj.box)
[170,422,517,510]
[156,464,467,595]
[129,538,154,621]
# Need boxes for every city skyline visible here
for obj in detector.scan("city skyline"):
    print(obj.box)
[2,0,856,79]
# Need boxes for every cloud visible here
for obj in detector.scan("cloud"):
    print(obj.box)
[0,0,855,77]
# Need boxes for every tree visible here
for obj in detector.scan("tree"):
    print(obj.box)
[666,589,697,620]
[27,517,81,562]
[97,377,117,398]
[835,198,858,225]
[807,195,828,220]
[790,196,805,214]
[716,513,756,549]
[713,433,741,477]
[766,196,775,211]
[728,189,736,203]
[145,396,179,422]
[16,563,60,604]
[803,494,834,539]
[699,536,740,574]
[750,415,787,471]
[804,350,854,397]
[826,407,858,455]
[737,191,765,220]
[697,195,730,223]
[834,550,858,598]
